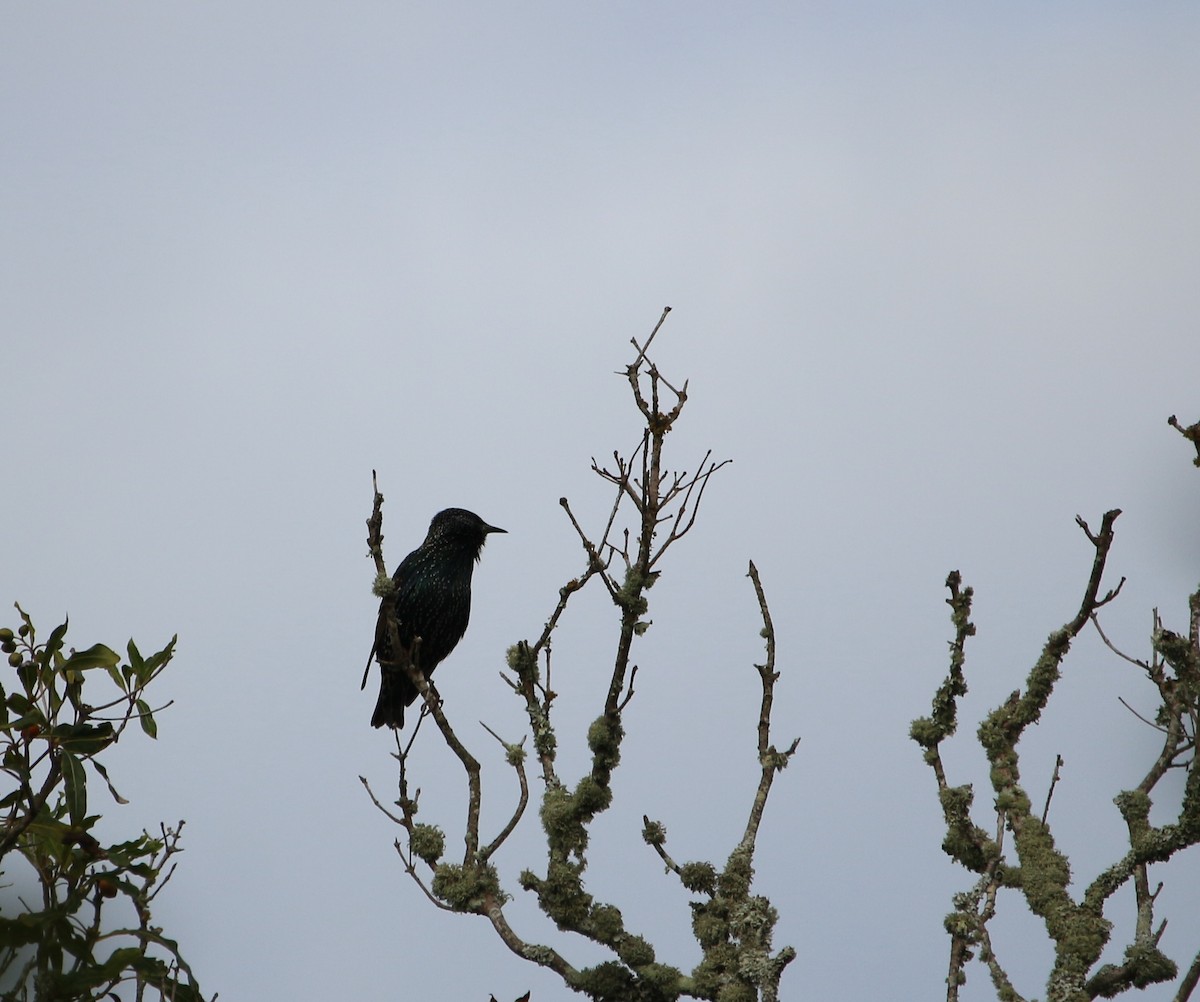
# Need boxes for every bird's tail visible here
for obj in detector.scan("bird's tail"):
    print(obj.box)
[371,666,419,729]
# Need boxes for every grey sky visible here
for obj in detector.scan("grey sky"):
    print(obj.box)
[3,5,1199,999]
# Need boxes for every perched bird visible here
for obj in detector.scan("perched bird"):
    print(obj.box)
[367,508,505,729]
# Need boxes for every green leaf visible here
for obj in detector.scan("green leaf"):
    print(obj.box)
[106,838,157,867]
[93,945,146,981]
[126,637,145,676]
[131,954,171,980]
[23,813,78,842]
[137,635,177,686]
[13,602,35,641]
[7,707,47,735]
[90,758,129,805]
[39,619,70,671]
[63,643,120,672]
[0,913,46,948]
[3,744,25,773]
[136,699,158,738]
[105,662,126,691]
[52,722,116,755]
[41,962,117,996]
[60,750,86,826]
[46,671,65,716]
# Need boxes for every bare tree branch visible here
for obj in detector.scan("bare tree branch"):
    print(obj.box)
[363,313,794,1001]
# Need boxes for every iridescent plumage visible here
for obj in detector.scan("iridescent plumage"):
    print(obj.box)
[367,508,505,728]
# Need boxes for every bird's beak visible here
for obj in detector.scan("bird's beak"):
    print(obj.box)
[485,523,507,535]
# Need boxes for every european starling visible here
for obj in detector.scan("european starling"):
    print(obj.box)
[367,507,505,729]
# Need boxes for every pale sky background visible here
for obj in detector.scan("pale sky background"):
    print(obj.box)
[3,5,1200,1000]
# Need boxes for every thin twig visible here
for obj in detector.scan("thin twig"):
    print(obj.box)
[743,561,798,848]
[641,815,683,878]
[1117,696,1170,734]
[1040,754,1064,824]
[478,725,529,862]
[1091,613,1152,671]
[626,306,672,372]
[359,775,409,830]
[558,497,618,601]
[1174,946,1200,1002]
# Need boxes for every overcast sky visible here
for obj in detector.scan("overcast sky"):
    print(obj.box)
[4,5,1200,1000]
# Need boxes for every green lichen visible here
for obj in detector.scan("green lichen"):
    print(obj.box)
[531,707,558,762]
[409,823,445,865]
[504,643,527,672]
[691,902,728,948]
[541,785,588,857]
[431,860,505,913]
[572,961,635,1001]
[574,775,613,816]
[691,944,737,996]
[729,896,777,945]
[1120,942,1178,987]
[636,963,683,997]
[589,903,625,943]
[1114,788,1151,827]
[641,818,667,847]
[718,843,754,899]
[615,933,654,968]
[716,983,755,1002]
[521,944,560,967]
[909,715,941,748]
[679,861,717,895]
[539,857,592,930]
[587,714,624,772]
[617,568,651,618]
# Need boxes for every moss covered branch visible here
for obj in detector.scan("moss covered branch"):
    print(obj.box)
[913,419,1200,1001]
